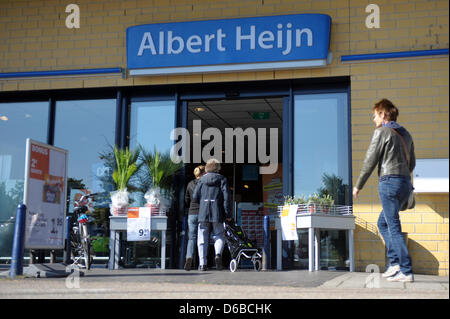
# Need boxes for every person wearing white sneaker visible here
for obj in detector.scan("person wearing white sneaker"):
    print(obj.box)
[353,99,416,283]
[382,264,400,278]
[387,271,414,282]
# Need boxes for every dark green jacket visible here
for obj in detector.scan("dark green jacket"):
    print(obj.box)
[355,125,415,190]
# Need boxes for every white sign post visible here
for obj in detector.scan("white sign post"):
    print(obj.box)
[23,139,68,249]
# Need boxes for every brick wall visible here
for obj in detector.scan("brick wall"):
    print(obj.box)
[347,0,449,276]
[0,0,448,275]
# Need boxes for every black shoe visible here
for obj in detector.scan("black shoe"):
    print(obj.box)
[215,254,223,270]
[199,265,207,271]
[184,257,192,271]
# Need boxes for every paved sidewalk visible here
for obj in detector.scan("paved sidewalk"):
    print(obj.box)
[0,265,448,299]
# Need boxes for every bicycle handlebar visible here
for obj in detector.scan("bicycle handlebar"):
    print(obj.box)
[75,193,99,205]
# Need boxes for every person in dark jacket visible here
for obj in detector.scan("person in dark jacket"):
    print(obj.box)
[193,158,232,271]
[184,165,205,271]
[353,98,415,282]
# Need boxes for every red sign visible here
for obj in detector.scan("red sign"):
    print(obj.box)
[29,142,49,181]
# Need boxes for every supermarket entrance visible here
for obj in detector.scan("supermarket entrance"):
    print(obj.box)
[184,97,285,269]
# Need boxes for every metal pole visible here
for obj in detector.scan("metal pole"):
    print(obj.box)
[9,204,27,279]
[178,215,187,269]
[308,227,314,272]
[50,250,56,263]
[262,215,271,270]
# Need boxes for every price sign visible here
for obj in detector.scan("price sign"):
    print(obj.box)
[280,205,298,241]
[127,207,151,241]
[23,139,68,249]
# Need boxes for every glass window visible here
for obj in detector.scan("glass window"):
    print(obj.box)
[291,92,350,271]
[0,101,49,258]
[129,100,176,154]
[54,99,116,248]
[129,100,177,206]
[293,93,350,205]
[54,99,116,193]
[128,100,177,267]
[292,229,349,270]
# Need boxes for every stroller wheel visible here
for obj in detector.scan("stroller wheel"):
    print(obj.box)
[229,259,237,272]
[253,259,262,272]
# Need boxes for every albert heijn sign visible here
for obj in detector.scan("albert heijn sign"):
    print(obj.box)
[127,14,331,76]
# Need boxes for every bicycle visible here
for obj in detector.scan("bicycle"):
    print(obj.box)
[69,193,97,270]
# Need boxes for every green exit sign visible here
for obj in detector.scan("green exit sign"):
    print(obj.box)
[252,112,270,120]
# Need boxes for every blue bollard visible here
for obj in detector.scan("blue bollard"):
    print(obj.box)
[9,204,27,279]
[262,215,271,270]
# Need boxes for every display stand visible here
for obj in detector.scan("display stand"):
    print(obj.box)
[108,215,167,270]
[276,207,355,272]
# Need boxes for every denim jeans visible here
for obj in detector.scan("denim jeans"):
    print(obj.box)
[186,215,198,259]
[377,175,413,275]
[197,222,225,266]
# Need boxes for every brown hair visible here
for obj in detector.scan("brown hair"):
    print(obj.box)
[193,165,205,178]
[205,158,221,173]
[372,98,399,122]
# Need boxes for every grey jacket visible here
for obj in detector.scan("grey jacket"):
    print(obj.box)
[355,123,416,190]
[192,172,232,223]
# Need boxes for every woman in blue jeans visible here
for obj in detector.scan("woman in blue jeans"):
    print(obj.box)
[193,158,232,271]
[353,98,415,282]
[183,165,205,271]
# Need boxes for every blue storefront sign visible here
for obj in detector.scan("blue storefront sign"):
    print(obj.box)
[127,14,331,75]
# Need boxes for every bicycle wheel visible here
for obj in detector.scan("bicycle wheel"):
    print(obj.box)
[81,224,91,270]
[69,227,81,263]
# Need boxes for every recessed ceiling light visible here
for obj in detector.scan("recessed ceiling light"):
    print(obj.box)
[194,107,205,112]
[25,114,31,118]
[0,116,8,121]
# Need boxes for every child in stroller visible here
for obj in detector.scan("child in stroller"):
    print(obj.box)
[223,220,262,272]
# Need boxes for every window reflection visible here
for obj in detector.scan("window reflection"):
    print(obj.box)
[129,100,176,154]
[129,100,177,206]
[0,101,49,258]
[54,99,116,251]
[293,93,350,205]
[291,92,350,271]
[54,99,116,195]
[128,100,177,267]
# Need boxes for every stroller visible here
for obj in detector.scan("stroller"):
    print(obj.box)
[223,220,262,272]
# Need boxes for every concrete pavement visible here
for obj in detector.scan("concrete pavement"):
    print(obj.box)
[0,264,448,299]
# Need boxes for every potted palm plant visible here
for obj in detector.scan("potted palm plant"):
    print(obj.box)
[110,146,140,216]
[140,146,182,215]
[307,193,321,213]
[319,194,335,214]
